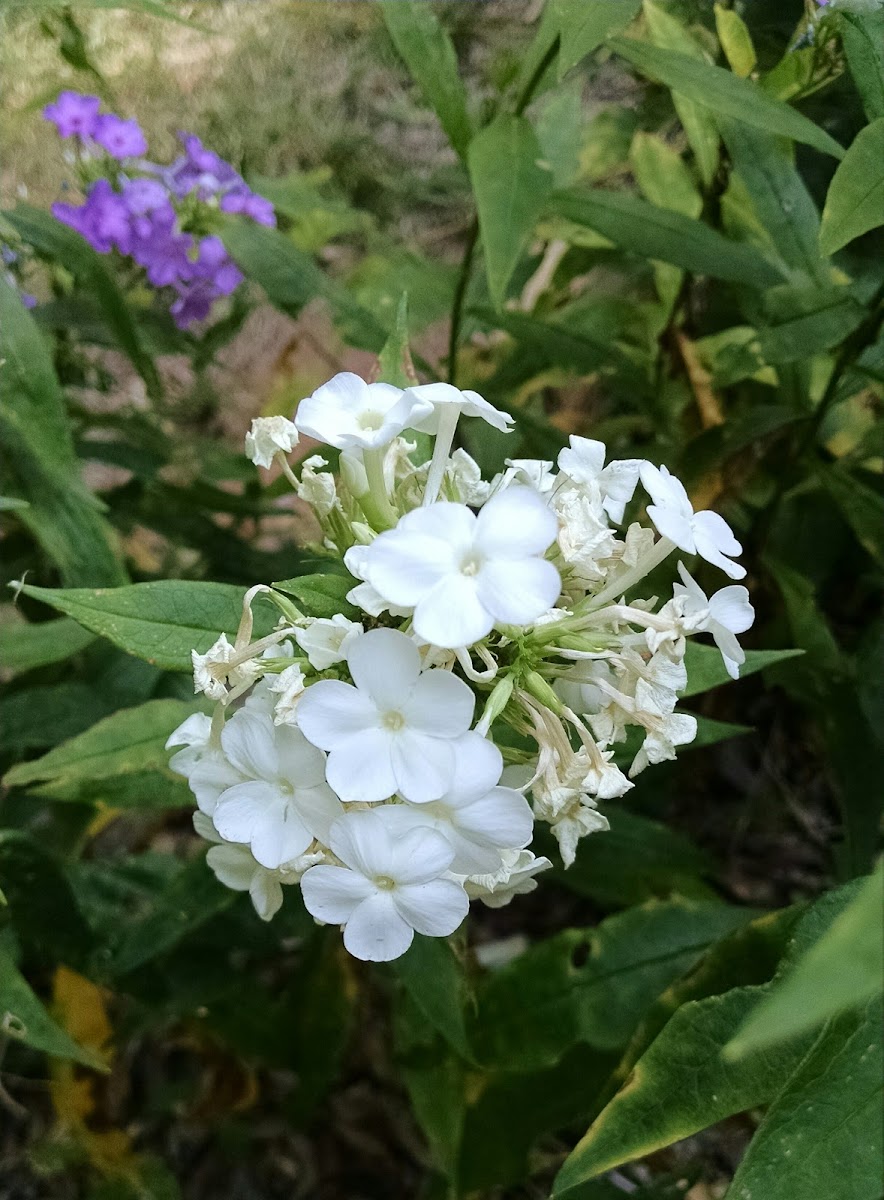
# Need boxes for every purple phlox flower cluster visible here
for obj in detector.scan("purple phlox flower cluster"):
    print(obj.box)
[44,93,273,329]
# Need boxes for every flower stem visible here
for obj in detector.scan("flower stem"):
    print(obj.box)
[422,404,462,506]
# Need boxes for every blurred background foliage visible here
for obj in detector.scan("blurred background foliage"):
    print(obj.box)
[0,1,882,1198]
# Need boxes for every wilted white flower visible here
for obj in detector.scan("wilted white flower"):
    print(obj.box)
[553,486,618,582]
[557,437,643,524]
[362,487,561,649]
[297,628,477,803]
[446,448,491,506]
[294,614,364,671]
[296,454,337,518]
[465,848,553,908]
[548,796,610,867]
[295,372,432,451]
[267,662,307,725]
[674,563,754,680]
[244,415,299,469]
[640,463,745,579]
[300,809,469,961]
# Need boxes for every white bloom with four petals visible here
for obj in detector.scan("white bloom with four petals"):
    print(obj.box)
[296,628,477,803]
[295,372,432,451]
[557,437,643,524]
[361,486,562,649]
[674,562,755,680]
[640,462,745,579]
[300,809,469,961]
[294,614,364,671]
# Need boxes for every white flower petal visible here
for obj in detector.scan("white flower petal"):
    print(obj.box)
[646,503,695,552]
[249,871,284,921]
[301,864,376,924]
[274,724,328,788]
[389,826,455,884]
[474,486,558,558]
[475,557,561,626]
[188,754,244,815]
[220,710,278,781]
[640,462,692,515]
[292,781,344,845]
[206,843,255,892]
[329,809,394,877]
[391,730,455,803]
[394,879,469,938]
[404,669,475,736]
[446,733,504,801]
[708,585,754,634]
[212,780,281,845]
[326,729,398,803]
[346,627,421,708]
[344,892,414,961]
[296,680,378,751]
[365,532,456,606]
[691,509,745,578]
[457,786,534,851]
[413,577,493,648]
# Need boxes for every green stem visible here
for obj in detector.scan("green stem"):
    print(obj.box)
[361,447,398,530]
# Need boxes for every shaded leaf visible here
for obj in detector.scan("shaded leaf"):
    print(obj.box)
[841,10,884,122]
[609,36,845,159]
[380,0,472,159]
[395,935,473,1062]
[0,616,96,675]
[819,118,884,255]
[682,644,804,697]
[0,833,94,968]
[468,116,553,308]
[553,0,641,78]
[11,580,277,672]
[272,573,358,620]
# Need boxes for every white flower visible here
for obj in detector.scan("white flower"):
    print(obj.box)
[630,711,698,777]
[191,634,260,702]
[267,662,307,725]
[555,659,618,717]
[300,809,469,961]
[383,734,533,874]
[362,487,561,649]
[640,463,745,579]
[553,487,618,582]
[294,614,363,671]
[405,382,513,435]
[494,458,557,496]
[549,797,610,867]
[168,714,245,816]
[557,437,643,524]
[211,708,343,869]
[446,448,491,506]
[166,712,212,776]
[244,415,299,469]
[465,848,553,908]
[343,544,413,619]
[296,628,477,804]
[674,563,755,680]
[296,455,337,518]
[294,372,432,451]
[195,812,323,922]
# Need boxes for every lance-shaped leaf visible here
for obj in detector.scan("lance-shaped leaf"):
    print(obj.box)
[819,118,884,255]
[0,616,96,675]
[551,188,784,286]
[10,579,278,672]
[469,116,553,309]
[380,0,472,159]
[608,36,846,159]
[553,0,641,78]
[842,11,884,122]
[682,644,803,697]
[3,698,204,789]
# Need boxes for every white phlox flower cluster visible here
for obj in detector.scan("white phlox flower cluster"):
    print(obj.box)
[169,373,755,961]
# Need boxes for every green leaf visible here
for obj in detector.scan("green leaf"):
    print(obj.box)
[821,464,884,566]
[553,0,642,78]
[643,1,720,186]
[841,11,884,122]
[10,580,277,672]
[395,935,473,1062]
[3,699,203,788]
[628,133,702,219]
[714,4,756,78]
[380,0,472,160]
[690,715,752,748]
[468,116,553,309]
[32,770,195,811]
[758,290,866,364]
[102,854,235,977]
[682,644,804,697]
[552,984,815,1193]
[0,277,126,587]
[819,118,884,255]
[0,615,96,674]
[0,833,94,969]
[5,204,161,399]
[0,495,29,511]
[609,36,846,160]
[0,683,112,751]
[471,899,756,1071]
[725,998,883,1200]
[550,188,784,286]
[727,867,884,1056]
[222,219,387,351]
[0,937,106,1070]
[376,293,418,389]
[536,79,584,190]
[719,119,828,283]
[272,573,358,620]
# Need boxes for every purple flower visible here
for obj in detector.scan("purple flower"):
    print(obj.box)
[20,293,38,309]
[170,278,218,328]
[52,179,132,254]
[130,208,194,287]
[121,177,169,217]
[93,113,148,159]
[192,235,243,295]
[167,132,239,200]
[219,185,276,227]
[43,91,100,139]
